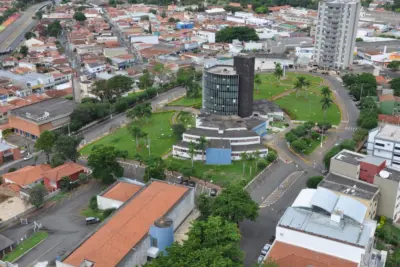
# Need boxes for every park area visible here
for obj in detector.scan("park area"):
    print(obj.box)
[2,231,48,262]
[168,72,341,125]
[80,111,177,160]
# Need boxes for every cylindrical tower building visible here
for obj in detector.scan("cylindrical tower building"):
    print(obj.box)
[149,217,174,254]
[202,65,239,116]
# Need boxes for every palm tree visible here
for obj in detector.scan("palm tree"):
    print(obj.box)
[321,86,331,98]
[273,62,283,85]
[129,124,142,148]
[321,92,333,123]
[188,141,197,167]
[254,73,262,92]
[240,152,248,174]
[247,153,256,175]
[294,76,310,98]
[197,136,208,163]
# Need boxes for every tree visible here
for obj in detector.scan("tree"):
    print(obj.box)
[87,145,124,184]
[240,152,249,174]
[317,121,332,132]
[140,15,149,21]
[47,21,62,37]
[19,45,29,57]
[92,75,133,100]
[153,63,171,84]
[73,11,87,22]
[168,17,176,23]
[197,194,213,219]
[35,131,56,163]
[307,176,323,188]
[216,26,259,43]
[176,67,202,98]
[8,167,17,173]
[356,37,364,42]
[267,151,277,162]
[127,102,152,123]
[254,73,262,92]
[255,6,268,13]
[320,87,333,123]
[273,62,283,84]
[51,153,65,168]
[291,139,307,153]
[388,60,400,72]
[172,124,186,140]
[197,136,208,163]
[188,141,197,167]
[78,173,90,184]
[24,32,36,40]
[285,131,298,143]
[294,76,311,98]
[144,156,166,182]
[53,135,83,162]
[210,183,259,224]
[390,77,400,96]
[59,176,72,192]
[160,10,167,18]
[29,184,47,208]
[149,8,157,14]
[129,124,142,148]
[35,10,43,20]
[139,72,154,89]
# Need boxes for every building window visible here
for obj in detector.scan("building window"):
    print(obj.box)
[375,142,385,147]
[150,237,158,247]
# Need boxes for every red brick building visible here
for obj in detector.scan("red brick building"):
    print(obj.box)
[359,156,386,184]
[42,162,86,190]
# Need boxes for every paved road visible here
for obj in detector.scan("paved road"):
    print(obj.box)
[0,2,49,52]
[1,181,103,267]
[240,72,360,266]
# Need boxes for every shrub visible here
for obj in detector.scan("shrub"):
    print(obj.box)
[257,159,269,169]
[8,167,17,173]
[285,132,298,143]
[311,131,320,140]
[306,176,323,188]
[267,151,277,162]
[103,208,116,219]
[89,196,98,211]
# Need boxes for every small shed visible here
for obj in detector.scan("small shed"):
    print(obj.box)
[0,234,14,257]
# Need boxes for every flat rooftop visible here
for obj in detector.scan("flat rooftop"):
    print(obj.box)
[185,127,259,138]
[319,173,379,200]
[333,150,365,166]
[198,114,265,130]
[279,207,375,247]
[376,124,400,142]
[376,167,400,183]
[362,155,385,166]
[101,181,142,202]
[204,65,237,75]
[63,181,190,267]
[253,99,283,114]
[11,98,76,125]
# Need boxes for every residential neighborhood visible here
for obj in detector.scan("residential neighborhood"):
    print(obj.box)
[0,0,398,266]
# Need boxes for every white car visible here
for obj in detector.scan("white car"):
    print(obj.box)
[261,244,271,256]
[23,154,33,161]
[257,255,265,264]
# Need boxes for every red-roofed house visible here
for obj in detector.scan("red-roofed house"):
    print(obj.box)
[42,162,86,190]
[2,164,52,189]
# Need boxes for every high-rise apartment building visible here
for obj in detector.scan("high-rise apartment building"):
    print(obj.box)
[202,55,254,117]
[313,0,360,69]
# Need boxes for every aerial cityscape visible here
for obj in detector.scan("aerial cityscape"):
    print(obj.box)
[0,0,398,266]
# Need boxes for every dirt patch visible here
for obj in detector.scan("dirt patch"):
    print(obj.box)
[0,196,32,221]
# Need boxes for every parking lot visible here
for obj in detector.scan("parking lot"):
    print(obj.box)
[1,181,103,267]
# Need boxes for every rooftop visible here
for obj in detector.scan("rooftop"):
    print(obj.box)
[333,149,365,166]
[267,241,358,267]
[63,181,190,267]
[185,127,259,138]
[204,65,237,75]
[362,155,386,166]
[279,207,375,247]
[11,98,76,125]
[319,173,379,201]
[208,139,231,149]
[375,167,400,183]
[252,99,283,114]
[101,181,142,202]
[197,114,265,131]
[375,124,400,142]
[42,162,85,182]
[2,164,51,187]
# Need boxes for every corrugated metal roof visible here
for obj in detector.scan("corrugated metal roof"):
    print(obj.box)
[310,187,338,213]
[292,188,315,209]
[334,195,367,224]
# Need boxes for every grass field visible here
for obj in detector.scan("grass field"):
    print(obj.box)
[303,137,325,155]
[168,96,202,107]
[80,112,177,160]
[165,157,269,187]
[178,111,196,129]
[275,91,341,125]
[3,231,48,262]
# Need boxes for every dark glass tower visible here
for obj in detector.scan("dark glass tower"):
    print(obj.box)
[234,55,255,118]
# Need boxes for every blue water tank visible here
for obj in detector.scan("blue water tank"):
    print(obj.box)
[149,217,174,254]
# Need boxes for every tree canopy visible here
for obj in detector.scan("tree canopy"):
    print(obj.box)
[87,145,124,184]
[35,131,56,162]
[92,75,133,101]
[388,61,400,71]
[73,11,87,21]
[53,135,83,162]
[29,184,47,208]
[216,26,259,43]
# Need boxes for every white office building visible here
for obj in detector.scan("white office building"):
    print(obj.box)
[313,0,361,69]
[367,124,400,169]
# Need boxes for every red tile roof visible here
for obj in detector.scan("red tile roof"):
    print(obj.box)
[102,181,142,202]
[64,181,189,267]
[42,162,85,182]
[3,164,51,187]
[268,241,358,267]
[378,114,400,125]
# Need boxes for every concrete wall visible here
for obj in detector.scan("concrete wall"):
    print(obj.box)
[276,226,366,263]
[97,195,124,210]
[330,158,360,180]
[374,176,398,220]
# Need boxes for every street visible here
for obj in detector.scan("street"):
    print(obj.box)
[1,181,103,267]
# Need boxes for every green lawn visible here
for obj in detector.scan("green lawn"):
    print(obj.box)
[178,111,196,129]
[269,121,288,129]
[81,208,105,221]
[168,96,202,107]
[165,157,269,187]
[303,137,324,155]
[3,231,48,262]
[80,112,177,160]
[275,91,341,125]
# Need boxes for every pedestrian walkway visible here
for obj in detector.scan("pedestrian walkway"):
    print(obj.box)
[259,171,304,208]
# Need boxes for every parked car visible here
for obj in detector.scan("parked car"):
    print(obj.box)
[257,255,266,264]
[23,153,33,161]
[209,188,217,197]
[261,244,271,256]
[85,217,100,225]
